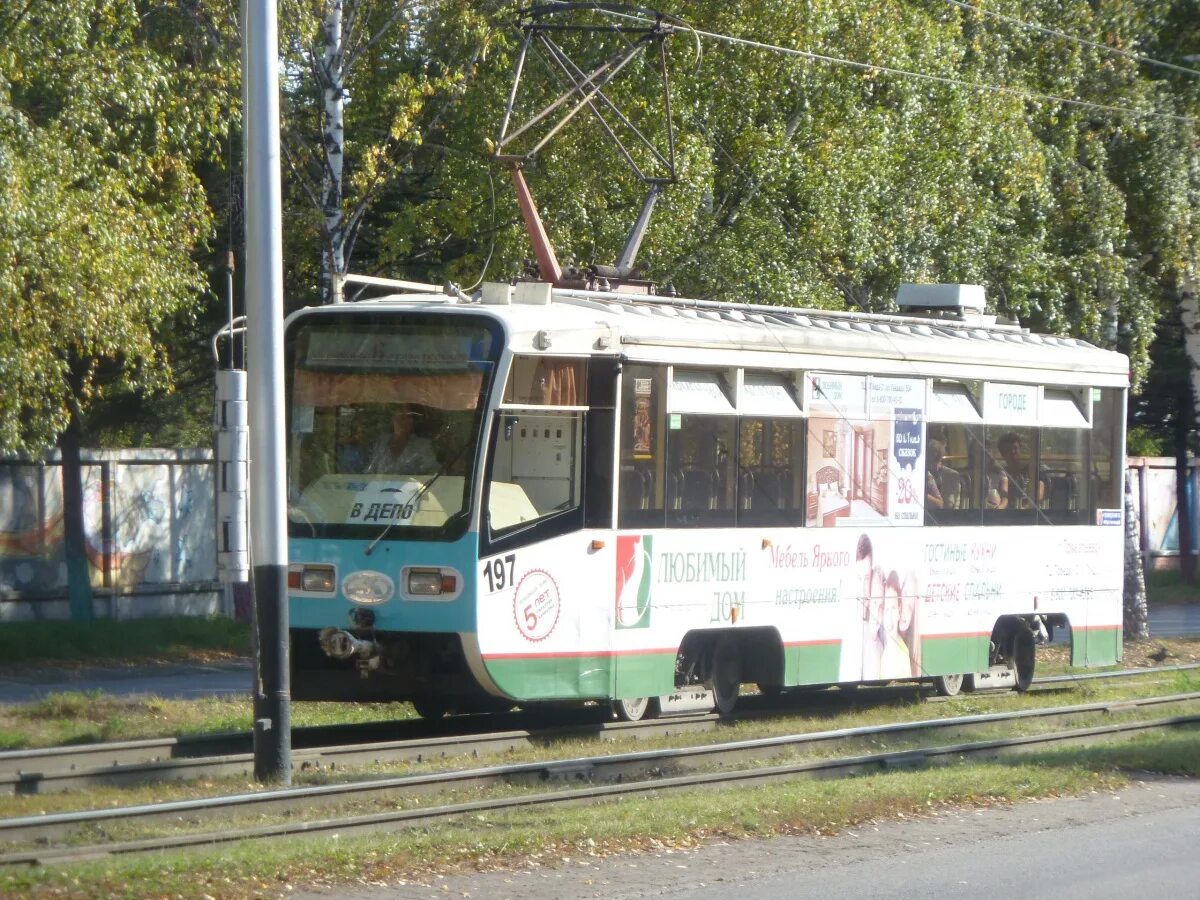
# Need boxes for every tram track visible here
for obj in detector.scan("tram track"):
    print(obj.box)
[1,690,1197,867]
[1,663,1196,796]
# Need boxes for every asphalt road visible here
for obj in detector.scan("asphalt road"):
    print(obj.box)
[297,776,1200,900]
[0,659,251,704]
[0,605,1196,705]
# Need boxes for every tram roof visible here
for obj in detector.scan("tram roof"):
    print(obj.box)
[308,282,1130,387]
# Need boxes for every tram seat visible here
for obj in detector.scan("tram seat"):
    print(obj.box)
[738,469,755,510]
[1047,473,1077,512]
[680,467,718,511]
[620,466,652,511]
[955,470,974,510]
[667,469,683,509]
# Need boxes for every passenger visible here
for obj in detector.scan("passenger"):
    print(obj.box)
[366,405,438,474]
[983,447,1008,509]
[926,440,946,510]
[997,432,1045,508]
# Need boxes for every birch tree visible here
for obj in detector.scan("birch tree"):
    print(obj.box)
[279,0,490,304]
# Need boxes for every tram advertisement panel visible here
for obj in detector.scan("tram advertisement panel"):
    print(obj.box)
[807,374,926,528]
[475,524,1121,699]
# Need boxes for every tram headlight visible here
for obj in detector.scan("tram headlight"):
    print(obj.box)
[407,569,444,595]
[405,568,459,598]
[342,570,394,605]
[288,564,336,593]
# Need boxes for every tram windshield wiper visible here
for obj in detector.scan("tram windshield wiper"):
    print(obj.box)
[364,431,474,556]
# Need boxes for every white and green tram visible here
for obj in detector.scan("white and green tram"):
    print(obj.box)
[285,279,1127,718]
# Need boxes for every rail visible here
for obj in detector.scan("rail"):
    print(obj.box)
[1,689,1197,865]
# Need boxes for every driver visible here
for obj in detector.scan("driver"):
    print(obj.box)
[366,405,438,474]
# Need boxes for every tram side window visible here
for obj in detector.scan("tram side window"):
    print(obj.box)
[487,410,584,537]
[1090,388,1123,518]
[618,365,667,528]
[982,426,1040,525]
[925,424,983,526]
[666,415,737,527]
[738,418,805,526]
[503,356,587,405]
[1039,428,1088,524]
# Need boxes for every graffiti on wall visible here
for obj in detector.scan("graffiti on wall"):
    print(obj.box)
[0,454,216,597]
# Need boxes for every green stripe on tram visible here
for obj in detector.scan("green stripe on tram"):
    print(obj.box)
[919,634,992,675]
[484,650,677,700]
[784,642,841,685]
[1072,626,1122,667]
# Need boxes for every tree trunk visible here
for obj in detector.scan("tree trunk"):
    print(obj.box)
[58,404,94,621]
[1123,471,1149,640]
[319,0,346,304]
[1176,281,1200,582]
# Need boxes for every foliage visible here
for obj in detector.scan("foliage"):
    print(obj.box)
[364,0,1199,388]
[0,1,236,452]
[3,1,1200,449]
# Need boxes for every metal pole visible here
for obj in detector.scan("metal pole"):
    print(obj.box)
[241,0,291,784]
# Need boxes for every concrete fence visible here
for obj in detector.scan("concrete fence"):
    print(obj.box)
[0,449,223,623]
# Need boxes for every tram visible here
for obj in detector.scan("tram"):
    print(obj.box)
[284,278,1127,719]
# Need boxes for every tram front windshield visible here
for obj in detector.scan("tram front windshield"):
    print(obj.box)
[286,313,500,541]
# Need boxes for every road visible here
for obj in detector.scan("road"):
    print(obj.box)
[1143,603,1200,637]
[0,659,251,704]
[0,605,1196,705]
[297,776,1200,900]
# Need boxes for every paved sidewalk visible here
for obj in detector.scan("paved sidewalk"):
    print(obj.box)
[0,659,251,704]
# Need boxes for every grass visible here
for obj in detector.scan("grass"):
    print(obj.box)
[2,671,1196,822]
[0,693,415,751]
[0,616,249,669]
[3,729,1197,899]
[1145,568,1200,606]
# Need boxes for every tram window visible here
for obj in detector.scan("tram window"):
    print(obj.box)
[486,410,583,537]
[666,415,736,527]
[618,364,666,528]
[1090,388,1123,518]
[925,424,983,526]
[982,426,1040,525]
[583,358,618,529]
[738,418,805,526]
[503,356,587,405]
[1039,427,1088,524]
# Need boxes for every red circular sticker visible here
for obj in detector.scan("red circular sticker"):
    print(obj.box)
[513,569,560,642]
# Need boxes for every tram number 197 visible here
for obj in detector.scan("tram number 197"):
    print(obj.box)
[483,554,516,592]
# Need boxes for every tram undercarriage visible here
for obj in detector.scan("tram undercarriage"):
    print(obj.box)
[290,628,500,716]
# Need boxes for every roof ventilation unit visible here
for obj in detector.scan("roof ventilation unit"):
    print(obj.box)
[896,283,987,320]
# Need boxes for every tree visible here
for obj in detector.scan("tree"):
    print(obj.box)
[277,0,492,305]
[0,0,229,616]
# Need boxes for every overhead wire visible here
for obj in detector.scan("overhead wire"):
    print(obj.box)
[592,6,1197,126]
[937,0,1200,81]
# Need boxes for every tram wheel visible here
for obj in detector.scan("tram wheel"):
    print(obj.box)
[1013,624,1036,692]
[933,673,964,697]
[710,636,742,717]
[612,696,659,722]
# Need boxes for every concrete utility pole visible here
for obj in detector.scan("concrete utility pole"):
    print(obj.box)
[241,0,291,784]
